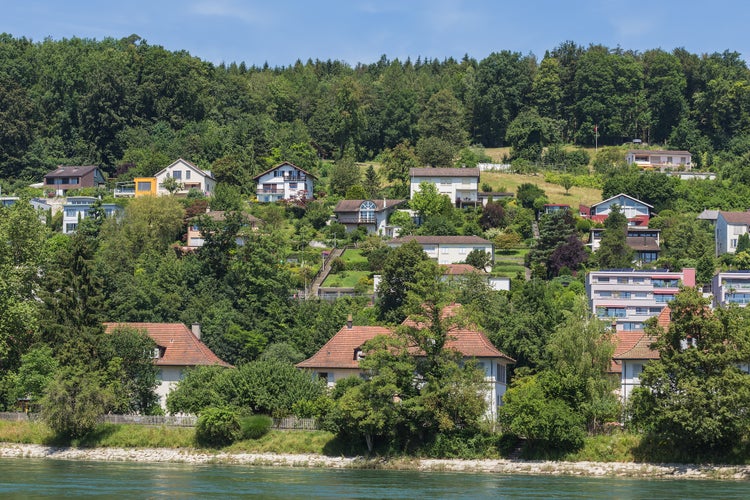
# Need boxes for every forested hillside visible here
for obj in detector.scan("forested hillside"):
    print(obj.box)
[3,34,750,185]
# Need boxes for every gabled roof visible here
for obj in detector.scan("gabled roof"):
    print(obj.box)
[719,211,750,225]
[591,193,653,210]
[44,165,100,178]
[400,303,514,360]
[154,158,215,180]
[334,199,405,213]
[613,334,659,361]
[252,161,317,180]
[410,167,480,178]
[389,235,492,246]
[296,325,391,369]
[697,209,720,221]
[297,304,514,370]
[103,322,231,368]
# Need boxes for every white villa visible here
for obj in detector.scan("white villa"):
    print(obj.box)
[253,162,316,202]
[409,167,480,207]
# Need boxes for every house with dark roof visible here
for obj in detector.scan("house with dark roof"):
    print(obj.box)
[590,227,661,265]
[103,322,231,410]
[409,167,480,207]
[253,162,316,202]
[333,199,405,235]
[297,304,514,419]
[580,193,652,226]
[44,165,106,196]
[387,235,494,265]
[715,211,750,255]
[154,158,216,196]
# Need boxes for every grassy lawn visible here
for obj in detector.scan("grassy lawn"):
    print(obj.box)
[322,270,371,288]
[480,171,601,206]
[340,249,367,265]
[493,248,528,278]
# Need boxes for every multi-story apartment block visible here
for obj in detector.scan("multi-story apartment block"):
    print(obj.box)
[711,271,750,308]
[586,268,696,332]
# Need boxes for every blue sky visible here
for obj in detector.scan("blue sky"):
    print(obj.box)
[0,0,747,67]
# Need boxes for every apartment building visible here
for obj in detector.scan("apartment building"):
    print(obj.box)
[586,268,696,332]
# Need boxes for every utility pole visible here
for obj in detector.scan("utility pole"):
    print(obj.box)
[594,124,599,153]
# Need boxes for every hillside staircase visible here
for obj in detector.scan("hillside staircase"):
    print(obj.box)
[308,246,345,299]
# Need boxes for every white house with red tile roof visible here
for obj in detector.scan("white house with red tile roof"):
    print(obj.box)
[104,322,231,410]
[297,304,514,420]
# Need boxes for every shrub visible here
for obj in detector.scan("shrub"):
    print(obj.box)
[240,415,273,440]
[329,257,346,274]
[195,407,241,447]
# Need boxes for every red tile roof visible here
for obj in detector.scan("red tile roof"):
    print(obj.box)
[297,304,514,370]
[719,211,750,225]
[296,325,392,369]
[103,323,231,368]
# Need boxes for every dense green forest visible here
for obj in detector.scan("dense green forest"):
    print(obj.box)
[3,34,750,186]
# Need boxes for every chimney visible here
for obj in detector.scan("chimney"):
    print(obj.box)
[383,197,387,209]
[346,314,353,329]
[191,323,202,340]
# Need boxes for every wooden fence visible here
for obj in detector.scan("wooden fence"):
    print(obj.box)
[0,412,318,430]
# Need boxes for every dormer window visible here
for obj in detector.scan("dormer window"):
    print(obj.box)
[354,347,366,361]
[360,201,376,223]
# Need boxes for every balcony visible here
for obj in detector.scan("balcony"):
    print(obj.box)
[257,189,280,194]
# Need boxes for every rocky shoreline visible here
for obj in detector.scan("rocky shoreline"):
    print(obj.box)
[1,443,749,480]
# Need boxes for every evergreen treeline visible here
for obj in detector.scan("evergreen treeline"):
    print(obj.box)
[3,34,750,183]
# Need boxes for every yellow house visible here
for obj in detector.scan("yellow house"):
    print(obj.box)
[134,177,157,197]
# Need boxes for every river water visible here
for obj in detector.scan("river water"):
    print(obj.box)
[0,458,748,498]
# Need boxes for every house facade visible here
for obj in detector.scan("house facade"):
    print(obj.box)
[253,162,315,202]
[409,167,480,207]
[154,158,216,196]
[626,149,692,170]
[297,306,514,420]
[586,268,696,333]
[580,193,652,226]
[711,271,750,308]
[715,211,750,255]
[387,235,494,266]
[442,264,510,291]
[186,211,261,248]
[103,322,231,411]
[44,165,106,196]
[333,199,405,235]
[62,196,123,234]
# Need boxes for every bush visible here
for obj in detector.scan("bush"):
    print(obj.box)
[329,257,345,274]
[195,407,241,447]
[240,415,273,440]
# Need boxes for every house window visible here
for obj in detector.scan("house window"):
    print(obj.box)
[621,322,643,331]
[359,200,376,223]
[185,170,191,180]
[65,223,78,232]
[655,294,675,303]
[497,363,506,384]
[599,291,612,298]
[65,209,78,217]
[631,363,643,379]
[459,247,467,254]
[635,307,649,315]
[289,182,298,189]
[274,170,281,177]
[137,181,152,191]
[731,239,738,249]
[172,171,182,180]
